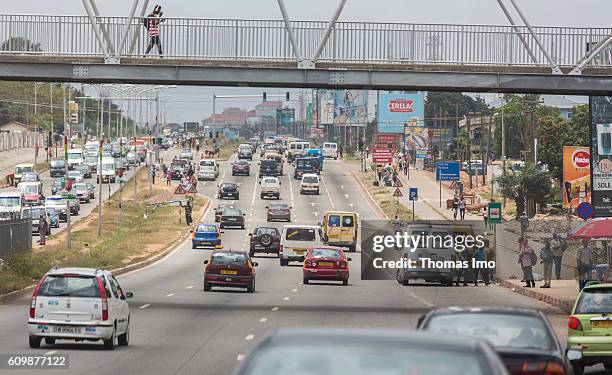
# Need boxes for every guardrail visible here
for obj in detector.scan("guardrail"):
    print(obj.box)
[0,15,611,68]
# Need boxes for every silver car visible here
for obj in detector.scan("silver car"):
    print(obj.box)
[179,148,193,160]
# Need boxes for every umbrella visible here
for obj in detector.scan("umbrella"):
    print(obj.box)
[569,217,612,240]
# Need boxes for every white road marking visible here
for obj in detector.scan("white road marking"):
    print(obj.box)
[312,212,318,217]
[340,185,344,189]
[348,203,354,208]
[259,317,268,322]
[245,334,255,341]
[237,354,246,362]
[283,296,290,301]
[186,285,193,289]
[292,288,298,293]
[165,293,174,297]
[45,350,57,355]
[251,177,258,205]
[310,202,316,207]
[139,304,151,309]
[288,174,295,207]
[344,194,349,199]
[271,307,279,311]
[320,176,335,209]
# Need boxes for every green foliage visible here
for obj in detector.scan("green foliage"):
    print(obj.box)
[497,163,553,219]
[425,92,489,129]
[0,37,42,52]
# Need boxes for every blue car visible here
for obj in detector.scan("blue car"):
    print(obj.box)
[192,223,223,249]
[46,208,60,228]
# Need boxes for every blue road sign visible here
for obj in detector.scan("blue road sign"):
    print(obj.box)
[576,202,594,220]
[435,161,461,181]
[409,187,418,201]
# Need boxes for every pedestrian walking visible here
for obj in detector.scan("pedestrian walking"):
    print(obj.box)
[594,241,610,282]
[403,156,409,175]
[144,5,165,56]
[338,144,344,159]
[458,196,466,220]
[519,212,529,237]
[577,239,593,290]
[473,246,485,286]
[37,214,48,245]
[550,233,564,280]
[484,239,495,284]
[519,238,535,288]
[539,238,553,288]
[454,250,469,286]
[151,166,156,184]
[453,196,459,220]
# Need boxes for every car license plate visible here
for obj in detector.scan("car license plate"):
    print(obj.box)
[319,262,334,267]
[228,218,236,221]
[592,320,612,328]
[220,270,238,275]
[294,249,306,255]
[53,326,82,334]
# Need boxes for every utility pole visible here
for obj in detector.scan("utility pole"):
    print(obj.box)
[64,135,71,252]
[467,114,473,190]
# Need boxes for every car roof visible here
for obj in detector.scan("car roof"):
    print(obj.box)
[47,267,105,277]
[255,226,279,231]
[0,191,22,197]
[16,163,34,167]
[283,224,320,229]
[302,173,318,177]
[425,307,544,318]
[211,250,248,256]
[260,328,485,352]
[18,182,39,186]
[583,283,612,291]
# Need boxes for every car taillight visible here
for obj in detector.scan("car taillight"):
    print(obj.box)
[279,245,283,254]
[29,276,46,318]
[192,232,196,239]
[96,277,108,321]
[310,261,317,267]
[543,362,566,375]
[568,316,582,330]
[338,261,347,268]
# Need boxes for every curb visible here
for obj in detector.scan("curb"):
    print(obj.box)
[499,279,574,314]
[0,198,212,305]
[351,171,389,220]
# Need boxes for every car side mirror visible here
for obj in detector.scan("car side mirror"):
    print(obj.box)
[279,181,282,185]
[243,213,246,216]
[252,262,258,267]
[347,257,352,262]
[190,230,194,233]
[125,292,134,299]
[566,349,582,362]
[203,260,209,265]
[416,314,425,328]
[220,231,225,234]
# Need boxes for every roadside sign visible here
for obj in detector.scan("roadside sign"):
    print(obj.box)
[393,188,403,197]
[436,161,461,181]
[61,192,76,200]
[409,188,418,201]
[116,177,127,185]
[372,147,393,164]
[488,202,503,224]
[415,150,428,159]
[576,202,594,220]
[393,179,403,188]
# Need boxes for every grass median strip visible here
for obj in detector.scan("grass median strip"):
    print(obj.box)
[0,167,206,296]
[356,171,416,221]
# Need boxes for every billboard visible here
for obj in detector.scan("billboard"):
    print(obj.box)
[563,146,591,208]
[333,90,369,126]
[319,90,335,125]
[378,93,425,134]
[372,148,393,164]
[590,97,612,217]
[404,124,429,151]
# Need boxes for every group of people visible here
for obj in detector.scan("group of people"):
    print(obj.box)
[452,194,467,221]
[453,239,495,286]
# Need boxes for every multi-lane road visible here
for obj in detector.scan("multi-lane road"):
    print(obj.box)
[0,150,600,374]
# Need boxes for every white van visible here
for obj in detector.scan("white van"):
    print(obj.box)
[0,191,24,219]
[198,159,219,180]
[279,224,322,266]
[323,142,338,159]
[96,157,116,183]
[287,141,310,162]
[300,173,320,195]
[67,149,84,169]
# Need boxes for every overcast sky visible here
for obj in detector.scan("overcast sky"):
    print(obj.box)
[7,0,605,123]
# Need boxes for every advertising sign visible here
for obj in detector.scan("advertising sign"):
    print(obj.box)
[563,146,591,208]
[374,134,401,149]
[589,97,612,217]
[331,90,368,126]
[487,202,502,224]
[372,148,393,164]
[435,161,461,181]
[378,93,425,134]
[404,125,430,152]
[319,90,335,125]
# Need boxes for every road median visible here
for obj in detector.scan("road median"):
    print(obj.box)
[0,167,209,302]
[351,170,415,221]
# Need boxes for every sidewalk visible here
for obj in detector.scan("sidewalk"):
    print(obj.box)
[0,147,37,177]
[501,278,578,313]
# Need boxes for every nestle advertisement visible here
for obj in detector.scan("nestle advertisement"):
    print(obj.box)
[589,97,612,217]
[562,146,591,208]
[378,93,425,134]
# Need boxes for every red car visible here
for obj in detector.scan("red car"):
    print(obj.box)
[302,246,351,286]
[203,250,258,292]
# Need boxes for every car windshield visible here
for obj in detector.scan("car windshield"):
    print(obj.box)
[21,173,38,181]
[38,275,101,298]
[22,208,46,219]
[222,184,237,189]
[15,166,33,174]
[303,176,318,183]
[311,248,342,258]
[424,313,553,350]
[46,198,65,205]
[67,153,82,159]
[197,224,217,232]
[270,204,288,209]
[50,160,65,167]
[296,159,313,168]
[201,161,215,167]
[256,228,278,236]
[241,345,486,375]
[210,252,247,266]
[0,197,20,206]
[285,228,316,241]
[67,171,81,177]
[102,163,114,170]
[181,149,191,153]
[74,184,87,190]
[575,288,612,314]
[19,185,38,194]
[223,208,242,216]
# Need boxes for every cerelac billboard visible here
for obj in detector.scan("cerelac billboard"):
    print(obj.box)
[378,93,425,134]
[563,146,591,208]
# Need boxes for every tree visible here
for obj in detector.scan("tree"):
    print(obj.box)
[0,37,42,52]
[497,163,553,218]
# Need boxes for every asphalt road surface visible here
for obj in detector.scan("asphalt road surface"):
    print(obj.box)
[0,152,604,374]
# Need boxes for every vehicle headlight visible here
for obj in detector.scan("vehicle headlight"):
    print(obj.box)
[61,209,66,214]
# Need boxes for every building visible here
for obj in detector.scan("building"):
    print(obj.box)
[254,101,282,118]
[202,107,250,127]
[0,121,30,133]
[458,115,495,156]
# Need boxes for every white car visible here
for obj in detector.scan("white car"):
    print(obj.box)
[179,148,193,160]
[28,267,133,350]
[260,176,281,199]
[280,225,323,266]
[300,173,320,195]
[198,159,219,181]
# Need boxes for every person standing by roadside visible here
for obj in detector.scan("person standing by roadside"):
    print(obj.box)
[184,201,193,226]
[519,212,529,237]
[484,239,495,285]
[453,195,459,220]
[519,238,535,288]
[473,245,485,286]
[144,5,165,56]
[539,238,553,288]
[458,196,466,220]
[37,214,48,245]
[577,239,593,290]
[550,233,564,280]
